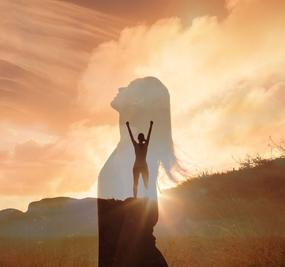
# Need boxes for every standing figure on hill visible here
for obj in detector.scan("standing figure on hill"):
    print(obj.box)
[126,121,153,198]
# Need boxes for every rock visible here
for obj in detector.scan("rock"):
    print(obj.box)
[98,197,168,267]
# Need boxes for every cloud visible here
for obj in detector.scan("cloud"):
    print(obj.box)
[60,0,227,23]
[0,0,124,132]
[0,0,124,207]
[79,0,285,171]
[0,150,10,161]
[0,123,118,197]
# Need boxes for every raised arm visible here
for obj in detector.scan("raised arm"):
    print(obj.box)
[126,121,136,145]
[146,121,153,145]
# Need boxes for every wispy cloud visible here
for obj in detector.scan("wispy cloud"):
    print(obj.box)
[0,0,124,131]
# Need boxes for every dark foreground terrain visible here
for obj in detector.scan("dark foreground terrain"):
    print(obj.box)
[1,236,285,267]
[1,157,285,267]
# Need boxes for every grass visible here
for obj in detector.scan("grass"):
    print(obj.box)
[158,236,285,267]
[1,236,284,267]
[0,237,98,267]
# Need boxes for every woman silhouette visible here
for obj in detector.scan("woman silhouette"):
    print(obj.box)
[97,76,184,201]
[126,120,153,198]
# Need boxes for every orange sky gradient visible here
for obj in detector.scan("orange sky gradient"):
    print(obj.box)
[1,0,285,211]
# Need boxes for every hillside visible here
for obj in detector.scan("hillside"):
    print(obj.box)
[158,157,285,236]
[0,157,285,239]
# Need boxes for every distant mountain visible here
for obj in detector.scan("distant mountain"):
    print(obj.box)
[0,197,98,239]
[0,208,24,223]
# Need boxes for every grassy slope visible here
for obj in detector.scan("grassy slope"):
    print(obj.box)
[159,157,285,237]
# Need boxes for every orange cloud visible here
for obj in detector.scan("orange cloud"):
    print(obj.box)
[61,0,227,23]
[0,124,118,199]
[79,0,285,171]
[0,0,124,132]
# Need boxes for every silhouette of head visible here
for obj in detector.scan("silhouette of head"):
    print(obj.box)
[110,76,184,183]
[111,77,169,114]
[138,133,145,144]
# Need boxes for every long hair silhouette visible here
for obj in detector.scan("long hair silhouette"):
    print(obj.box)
[97,76,183,200]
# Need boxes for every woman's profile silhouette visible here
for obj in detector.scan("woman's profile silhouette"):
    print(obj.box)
[126,121,153,198]
[97,76,185,201]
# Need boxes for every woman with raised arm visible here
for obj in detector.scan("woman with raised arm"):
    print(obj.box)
[126,121,153,198]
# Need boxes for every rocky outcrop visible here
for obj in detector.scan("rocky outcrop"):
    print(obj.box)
[98,198,168,267]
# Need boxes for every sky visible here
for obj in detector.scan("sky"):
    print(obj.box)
[0,0,285,210]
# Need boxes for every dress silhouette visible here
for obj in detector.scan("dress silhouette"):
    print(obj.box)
[126,121,153,198]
